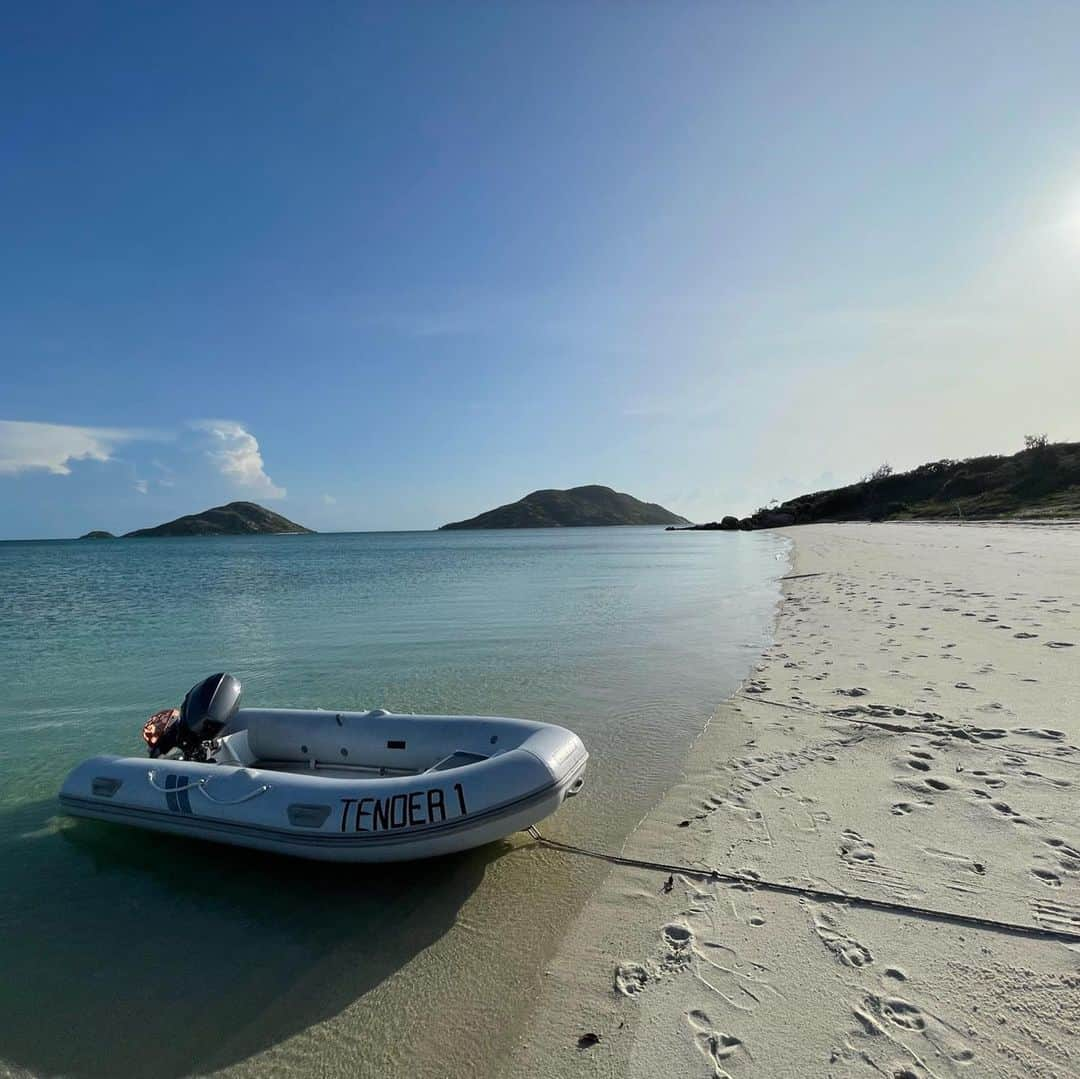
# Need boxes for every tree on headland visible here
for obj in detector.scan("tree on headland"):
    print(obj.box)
[864,462,893,483]
[685,438,1080,532]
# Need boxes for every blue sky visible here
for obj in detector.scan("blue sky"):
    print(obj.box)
[3,2,1080,537]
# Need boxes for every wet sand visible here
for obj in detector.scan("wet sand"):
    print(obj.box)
[504,522,1080,1078]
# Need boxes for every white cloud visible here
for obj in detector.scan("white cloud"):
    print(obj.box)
[150,461,175,488]
[322,493,337,505]
[191,419,285,499]
[133,479,149,495]
[0,420,152,476]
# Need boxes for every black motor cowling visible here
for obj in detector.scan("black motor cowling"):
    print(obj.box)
[142,674,242,759]
[177,672,242,758]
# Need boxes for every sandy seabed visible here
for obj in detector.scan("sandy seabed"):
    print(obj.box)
[503,522,1080,1079]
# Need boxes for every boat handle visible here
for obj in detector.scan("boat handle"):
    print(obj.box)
[147,770,272,803]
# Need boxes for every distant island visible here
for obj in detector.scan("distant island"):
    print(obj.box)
[79,530,116,540]
[670,438,1080,531]
[440,485,690,529]
[121,501,314,538]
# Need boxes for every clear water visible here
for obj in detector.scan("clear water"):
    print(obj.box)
[0,528,784,1078]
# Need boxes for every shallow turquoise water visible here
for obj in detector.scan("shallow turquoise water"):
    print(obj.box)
[0,527,783,1078]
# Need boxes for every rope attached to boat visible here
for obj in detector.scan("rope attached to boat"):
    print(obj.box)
[525,826,1080,945]
[197,781,272,804]
[146,770,272,804]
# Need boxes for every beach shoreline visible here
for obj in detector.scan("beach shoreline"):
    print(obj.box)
[502,522,1080,1078]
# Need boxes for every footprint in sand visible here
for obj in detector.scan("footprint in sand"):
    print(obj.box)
[1013,727,1066,741]
[896,772,953,798]
[614,962,651,996]
[838,829,877,862]
[813,910,874,968]
[1031,867,1062,888]
[967,769,1006,789]
[969,727,1007,740]
[1045,837,1080,873]
[662,922,693,952]
[979,798,1035,826]
[876,996,926,1031]
[1017,767,1071,790]
[853,993,975,1065]
[1014,631,1039,639]
[1046,641,1075,649]
[686,1010,744,1076]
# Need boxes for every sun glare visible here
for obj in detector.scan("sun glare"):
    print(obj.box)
[1065,191,1080,241]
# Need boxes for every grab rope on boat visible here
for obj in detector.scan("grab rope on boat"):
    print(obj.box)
[146,770,272,804]
[525,827,1080,946]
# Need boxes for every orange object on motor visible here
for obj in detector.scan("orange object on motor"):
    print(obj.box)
[142,708,180,758]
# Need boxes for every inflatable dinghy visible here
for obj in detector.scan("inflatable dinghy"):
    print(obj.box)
[59,674,587,862]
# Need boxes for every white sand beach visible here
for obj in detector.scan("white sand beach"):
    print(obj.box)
[505,522,1080,1078]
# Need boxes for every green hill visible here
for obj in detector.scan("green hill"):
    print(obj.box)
[124,501,314,538]
[677,439,1080,531]
[440,485,689,529]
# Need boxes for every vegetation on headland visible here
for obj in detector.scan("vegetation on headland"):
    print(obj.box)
[440,485,690,529]
[78,530,116,539]
[672,437,1080,531]
[122,502,314,538]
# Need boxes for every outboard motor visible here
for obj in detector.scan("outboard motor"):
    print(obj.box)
[142,673,241,761]
[178,673,241,759]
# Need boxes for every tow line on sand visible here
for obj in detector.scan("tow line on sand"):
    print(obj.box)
[526,827,1080,945]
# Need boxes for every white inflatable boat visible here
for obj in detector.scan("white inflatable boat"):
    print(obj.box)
[59,674,587,862]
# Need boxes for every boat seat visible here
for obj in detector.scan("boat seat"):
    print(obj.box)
[424,751,488,774]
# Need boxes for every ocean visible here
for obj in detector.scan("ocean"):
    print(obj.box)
[0,527,784,1078]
